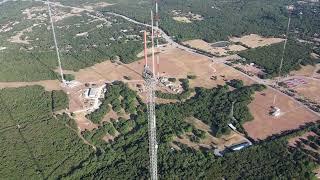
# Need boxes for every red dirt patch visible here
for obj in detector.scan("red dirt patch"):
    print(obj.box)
[243,88,319,140]
[292,78,320,103]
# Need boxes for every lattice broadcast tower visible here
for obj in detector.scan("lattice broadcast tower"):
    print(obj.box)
[142,10,158,180]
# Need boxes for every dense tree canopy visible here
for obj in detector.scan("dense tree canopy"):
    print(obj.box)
[239,40,316,78]
[0,84,318,179]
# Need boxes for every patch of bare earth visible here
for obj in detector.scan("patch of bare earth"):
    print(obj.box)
[291,65,316,77]
[0,80,62,91]
[70,45,254,105]
[8,25,34,44]
[233,63,265,76]
[101,108,119,123]
[65,84,86,113]
[293,78,320,103]
[22,6,47,20]
[71,60,142,83]
[183,39,247,56]
[230,34,285,48]
[129,45,255,89]
[102,130,120,143]
[171,10,203,23]
[74,112,97,131]
[173,17,192,23]
[311,53,320,59]
[82,2,114,10]
[243,88,319,140]
[172,117,248,151]
[101,108,130,124]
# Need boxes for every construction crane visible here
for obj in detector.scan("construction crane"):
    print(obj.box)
[143,10,158,180]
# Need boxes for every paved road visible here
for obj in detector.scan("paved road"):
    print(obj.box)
[44,1,320,118]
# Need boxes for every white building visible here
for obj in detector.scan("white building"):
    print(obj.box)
[271,107,281,117]
[228,123,237,131]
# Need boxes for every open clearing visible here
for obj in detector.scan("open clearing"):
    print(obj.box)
[171,10,204,23]
[292,78,320,103]
[128,45,255,89]
[69,45,255,105]
[230,34,285,48]
[68,60,142,83]
[183,39,247,56]
[172,117,248,151]
[243,88,319,140]
[291,65,316,77]
[0,80,61,91]
[183,34,284,57]
[173,17,192,23]
[73,112,97,131]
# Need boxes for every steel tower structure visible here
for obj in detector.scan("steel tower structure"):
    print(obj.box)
[143,10,158,180]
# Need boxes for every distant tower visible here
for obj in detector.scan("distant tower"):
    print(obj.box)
[46,0,65,83]
[154,0,160,77]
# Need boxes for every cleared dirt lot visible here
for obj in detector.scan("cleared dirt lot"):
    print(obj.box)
[291,65,316,77]
[183,39,247,56]
[230,34,284,48]
[71,60,143,83]
[293,78,320,103]
[173,16,192,23]
[243,88,319,140]
[71,45,253,90]
[129,45,255,89]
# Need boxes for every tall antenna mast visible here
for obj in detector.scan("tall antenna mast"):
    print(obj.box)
[151,10,155,76]
[155,0,160,77]
[141,9,158,180]
[274,6,292,105]
[144,31,148,67]
[46,0,65,83]
[155,0,159,47]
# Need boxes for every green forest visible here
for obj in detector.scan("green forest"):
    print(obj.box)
[0,86,92,179]
[0,84,318,179]
[1,0,319,82]
[103,0,320,42]
[239,40,317,78]
[0,1,145,82]
[1,0,320,178]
